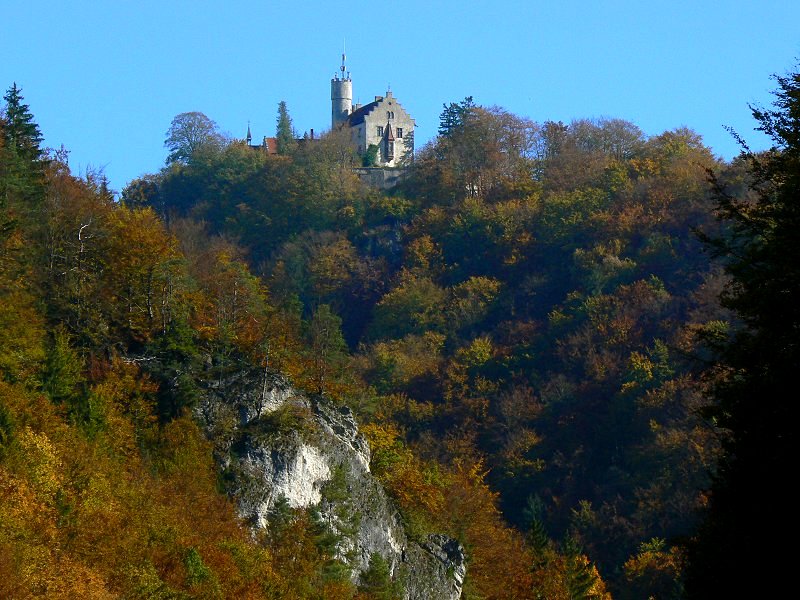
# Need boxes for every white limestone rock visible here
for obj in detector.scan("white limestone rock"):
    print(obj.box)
[194,367,465,600]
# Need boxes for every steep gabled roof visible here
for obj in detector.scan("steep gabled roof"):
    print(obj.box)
[347,100,380,126]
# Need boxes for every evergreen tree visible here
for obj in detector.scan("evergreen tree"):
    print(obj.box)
[1,83,45,209]
[686,66,800,597]
[2,83,44,163]
[276,100,296,155]
[437,96,475,138]
[357,553,404,600]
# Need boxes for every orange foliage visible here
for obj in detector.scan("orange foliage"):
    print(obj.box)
[438,458,536,598]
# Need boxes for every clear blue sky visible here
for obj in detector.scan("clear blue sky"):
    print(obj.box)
[2,0,798,193]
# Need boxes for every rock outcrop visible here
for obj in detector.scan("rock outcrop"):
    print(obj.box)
[194,368,465,599]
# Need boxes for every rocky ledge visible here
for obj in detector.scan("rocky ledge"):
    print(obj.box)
[193,367,465,599]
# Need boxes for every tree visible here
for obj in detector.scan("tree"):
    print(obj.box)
[438,96,475,138]
[356,553,403,600]
[1,83,44,164]
[164,111,224,165]
[422,102,538,202]
[306,304,348,395]
[363,144,379,167]
[275,101,296,156]
[686,66,800,597]
[1,83,45,209]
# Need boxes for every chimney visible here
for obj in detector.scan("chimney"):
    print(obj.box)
[310,128,315,140]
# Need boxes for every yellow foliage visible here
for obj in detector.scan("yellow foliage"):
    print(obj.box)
[0,289,46,384]
[361,421,445,516]
[457,336,494,367]
[17,427,62,501]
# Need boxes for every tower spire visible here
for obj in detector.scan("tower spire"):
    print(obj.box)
[340,38,348,80]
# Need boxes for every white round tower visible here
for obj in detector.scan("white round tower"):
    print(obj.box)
[331,53,352,129]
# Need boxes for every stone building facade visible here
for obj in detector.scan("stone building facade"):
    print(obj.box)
[331,55,415,167]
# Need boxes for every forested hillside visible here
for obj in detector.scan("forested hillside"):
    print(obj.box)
[2,67,796,598]
[121,97,733,598]
[0,86,605,598]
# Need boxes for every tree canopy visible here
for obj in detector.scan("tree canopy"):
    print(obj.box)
[164,111,225,165]
[6,66,795,597]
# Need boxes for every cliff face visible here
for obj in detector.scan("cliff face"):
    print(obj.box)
[194,368,465,599]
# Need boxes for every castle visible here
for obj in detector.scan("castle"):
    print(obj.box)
[331,54,415,167]
[246,55,415,170]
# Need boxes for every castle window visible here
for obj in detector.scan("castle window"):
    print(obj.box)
[377,126,384,137]
[387,111,394,119]
[396,128,403,138]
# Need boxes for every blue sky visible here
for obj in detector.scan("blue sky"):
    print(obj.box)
[2,0,799,193]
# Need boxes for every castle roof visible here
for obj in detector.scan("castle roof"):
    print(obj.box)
[347,100,381,126]
[246,136,279,154]
[347,93,416,129]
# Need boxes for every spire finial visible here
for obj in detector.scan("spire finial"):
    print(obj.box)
[340,39,348,79]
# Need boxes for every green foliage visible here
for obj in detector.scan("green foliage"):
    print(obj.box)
[2,83,43,164]
[438,96,475,138]
[0,401,14,452]
[164,111,224,165]
[358,553,404,600]
[363,143,380,167]
[2,79,748,598]
[1,83,45,213]
[184,547,213,586]
[305,303,350,395]
[41,327,85,406]
[368,274,447,340]
[124,563,184,599]
[312,463,359,582]
[236,403,315,451]
[146,318,203,419]
[276,100,296,156]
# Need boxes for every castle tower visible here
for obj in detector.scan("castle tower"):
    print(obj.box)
[331,53,352,129]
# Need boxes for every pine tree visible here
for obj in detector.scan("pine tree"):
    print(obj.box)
[686,66,800,597]
[276,100,296,155]
[1,83,46,210]
[357,553,404,600]
[437,96,475,138]
[2,83,44,163]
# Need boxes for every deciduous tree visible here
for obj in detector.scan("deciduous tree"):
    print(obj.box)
[164,111,225,165]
